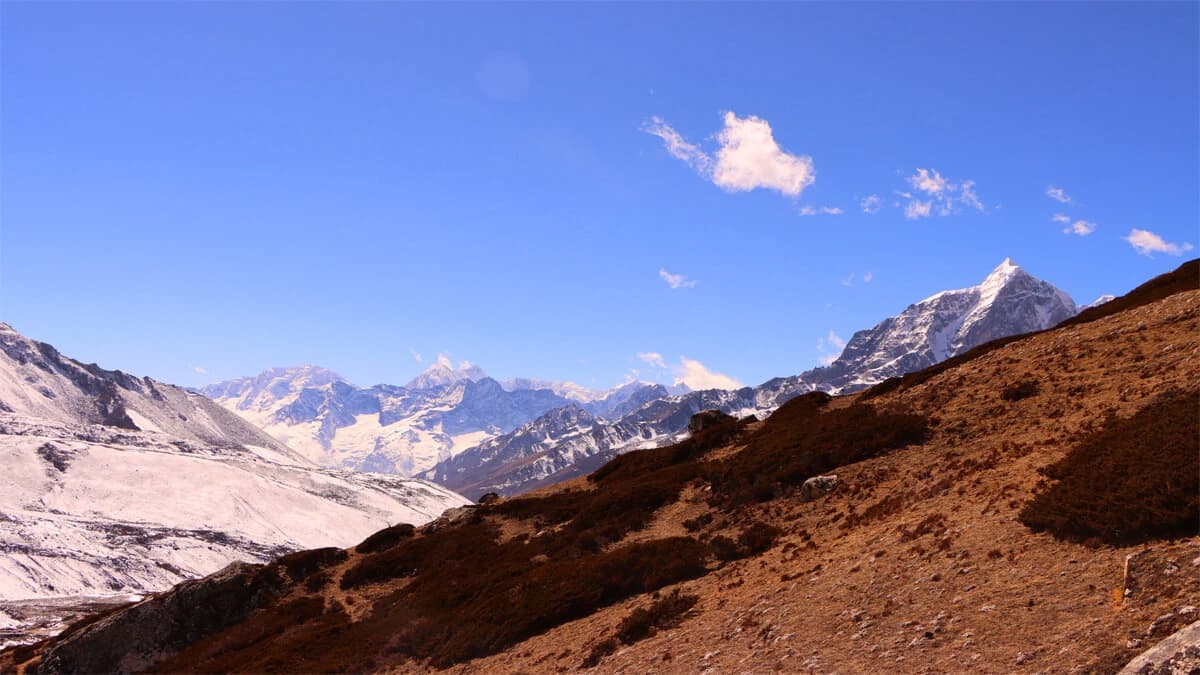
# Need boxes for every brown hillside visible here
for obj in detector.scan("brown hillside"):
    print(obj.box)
[3,268,1197,675]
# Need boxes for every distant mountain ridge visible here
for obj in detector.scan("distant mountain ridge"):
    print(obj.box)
[202,364,670,477]
[422,259,1079,497]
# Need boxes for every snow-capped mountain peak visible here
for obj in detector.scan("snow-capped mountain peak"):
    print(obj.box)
[200,365,347,414]
[822,259,1077,390]
[405,355,488,390]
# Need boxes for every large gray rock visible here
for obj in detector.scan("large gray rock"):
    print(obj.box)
[1119,619,1200,674]
[37,562,283,674]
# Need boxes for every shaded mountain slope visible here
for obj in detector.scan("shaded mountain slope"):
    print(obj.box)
[7,267,1196,674]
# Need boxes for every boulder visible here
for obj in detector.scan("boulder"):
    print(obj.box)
[800,475,839,502]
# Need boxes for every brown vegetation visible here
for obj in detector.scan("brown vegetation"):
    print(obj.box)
[1019,389,1199,545]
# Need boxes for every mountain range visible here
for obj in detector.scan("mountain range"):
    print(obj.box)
[421,258,1079,496]
[0,323,468,608]
[10,259,1192,674]
[201,359,674,477]
[206,259,1079,499]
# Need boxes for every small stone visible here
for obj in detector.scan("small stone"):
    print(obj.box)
[1147,613,1176,636]
[1015,651,1033,665]
[1126,638,1143,649]
[1179,606,1197,616]
[979,604,997,613]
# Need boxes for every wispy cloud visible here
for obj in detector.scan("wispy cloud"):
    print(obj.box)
[904,200,932,220]
[860,194,882,214]
[193,366,207,374]
[903,168,985,218]
[658,268,697,289]
[1063,219,1096,236]
[641,116,711,174]
[863,271,873,283]
[816,330,846,366]
[674,356,743,390]
[637,351,666,369]
[410,349,424,364]
[1124,228,1194,256]
[643,111,815,198]
[1046,185,1072,203]
[798,205,843,217]
[1051,213,1071,224]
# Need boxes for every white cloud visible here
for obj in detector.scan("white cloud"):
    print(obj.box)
[860,194,882,214]
[659,268,697,289]
[909,168,950,195]
[863,271,873,283]
[1124,228,1194,256]
[1051,213,1071,224]
[1063,219,1096,236]
[959,180,983,211]
[192,366,207,374]
[1046,185,1072,203]
[643,111,815,198]
[903,168,984,218]
[674,356,743,390]
[436,353,453,368]
[840,273,855,287]
[798,205,843,217]
[905,200,932,219]
[410,349,423,364]
[637,351,666,369]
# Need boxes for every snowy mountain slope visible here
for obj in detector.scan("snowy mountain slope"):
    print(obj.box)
[809,258,1077,391]
[203,363,668,477]
[0,415,467,601]
[0,324,306,464]
[0,324,470,603]
[424,259,1078,497]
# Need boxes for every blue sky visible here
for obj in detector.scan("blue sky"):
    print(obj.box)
[2,2,1196,390]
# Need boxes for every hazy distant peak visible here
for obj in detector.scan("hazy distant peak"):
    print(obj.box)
[405,355,488,390]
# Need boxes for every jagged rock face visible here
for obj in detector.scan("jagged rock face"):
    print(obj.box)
[0,323,297,453]
[815,259,1077,392]
[421,260,1078,497]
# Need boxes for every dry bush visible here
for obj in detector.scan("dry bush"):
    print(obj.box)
[354,522,416,554]
[616,590,699,644]
[1019,390,1199,545]
[273,547,347,582]
[1000,379,1039,402]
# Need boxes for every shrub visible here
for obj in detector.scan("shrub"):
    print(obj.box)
[273,547,347,582]
[616,590,699,644]
[682,513,713,532]
[354,523,415,554]
[581,638,618,668]
[1019,391,1199,545]
[1000,379,1039,402]
[709,522,781,561]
